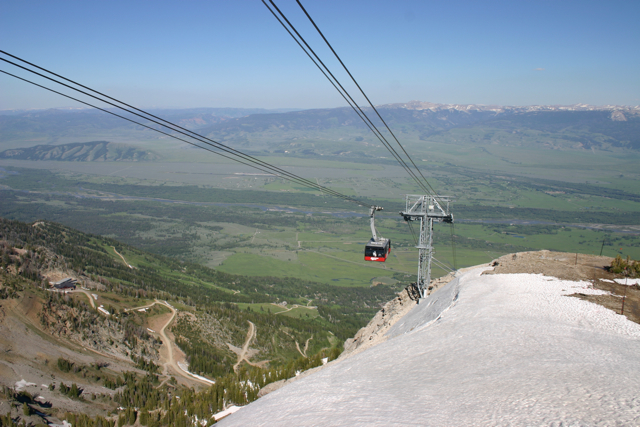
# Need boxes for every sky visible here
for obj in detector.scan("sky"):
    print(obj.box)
[1,0,639,110]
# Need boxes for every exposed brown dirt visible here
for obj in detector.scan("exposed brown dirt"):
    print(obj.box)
[486,250,639,325]
[484,250,612,281]
[150,303,211,388]
[0,293,132,423]
[230,321,257,373]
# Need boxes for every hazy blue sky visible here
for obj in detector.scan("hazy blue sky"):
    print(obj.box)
[1,0,639,110]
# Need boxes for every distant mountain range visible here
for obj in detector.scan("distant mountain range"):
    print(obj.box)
[383,100,639,114]
[199,101,640,151]
[1,102,639,152]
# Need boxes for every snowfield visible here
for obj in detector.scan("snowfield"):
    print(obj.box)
[220,267,640,426]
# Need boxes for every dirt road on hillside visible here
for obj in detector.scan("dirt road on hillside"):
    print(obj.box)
[131,300,213,387]
[111,246,133,269]
[231,321,265,372]
[72,289,96,309]
[294,336,313,358]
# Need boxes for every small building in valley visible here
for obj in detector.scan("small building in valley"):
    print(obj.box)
[51,278,76,290]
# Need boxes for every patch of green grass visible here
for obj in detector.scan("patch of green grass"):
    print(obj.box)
[216,250,402,287]
[455,223,640,260]
[279,306,320,319]
[236,303,288,314]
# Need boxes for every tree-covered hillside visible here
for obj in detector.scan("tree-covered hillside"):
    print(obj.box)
[1,216,396,424]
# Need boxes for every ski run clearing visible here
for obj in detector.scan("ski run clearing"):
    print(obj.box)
[220,266,640,426]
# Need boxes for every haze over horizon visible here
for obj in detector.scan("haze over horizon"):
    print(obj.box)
[2,0,639,110]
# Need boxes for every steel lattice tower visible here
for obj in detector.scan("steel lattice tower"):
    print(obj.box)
[400,195,453,299]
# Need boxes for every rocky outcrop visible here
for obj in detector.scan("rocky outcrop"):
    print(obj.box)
[341,271,456,359]
[483,250,613,282]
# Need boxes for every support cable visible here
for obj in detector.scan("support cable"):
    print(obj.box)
[450,223,458,271]
[263,1,431,196]
[265,0,429,195]
[0,70,358,205]
[0,69,329,194]
[0,56,354,204]
[295,0,441,201]
[406,220,418,246]
[0,50,351,201]
[432,257,454,273]
[0,56,362,205]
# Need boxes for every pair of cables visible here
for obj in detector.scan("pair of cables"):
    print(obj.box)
[0,50,364,207]
[263,0,440,201]
[264,2,457,269]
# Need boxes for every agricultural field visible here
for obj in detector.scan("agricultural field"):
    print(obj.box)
[2,153,639,288]
[2,105,640,289]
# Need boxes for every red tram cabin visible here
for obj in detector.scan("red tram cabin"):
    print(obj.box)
[364,205,390,262]
[364,238,391,262]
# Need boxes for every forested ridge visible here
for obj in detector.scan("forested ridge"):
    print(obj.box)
[0,216,392,425]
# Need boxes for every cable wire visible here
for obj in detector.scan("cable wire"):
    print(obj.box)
[0,69,317,187]
[294,0,441,200]
[0,54,363,206]
[432,257,454,273]
[0,57,355,204]
[0,49,351,201]
[264,0,430,195]
[450,223,458,271]
[406,220,418,246]
[263,1,432,196]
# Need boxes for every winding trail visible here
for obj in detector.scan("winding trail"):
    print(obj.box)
[111,246,133,269]
[128,300,214,386]
[283,330,311,358]
[294,336,313,358]
[232,321,257,373]
[72,289,96,309]
[272,303,317,315]
[303,336,313,357]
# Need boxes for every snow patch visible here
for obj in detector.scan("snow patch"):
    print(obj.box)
[219,270,640,426]
[177,361,215,385]
[214,405,242,421]
[14,379,36,391]
[386,270,464,337]
[615,278,640,286]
